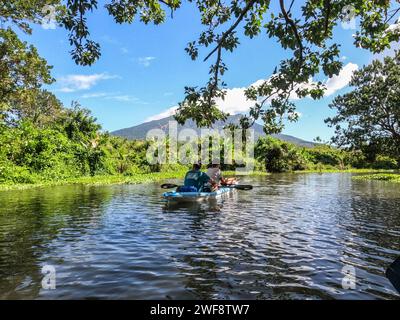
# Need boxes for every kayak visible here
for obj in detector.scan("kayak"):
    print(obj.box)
[163,186,235,203]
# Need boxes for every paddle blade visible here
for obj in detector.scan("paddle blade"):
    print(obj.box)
[161,183,178,189]
[386,257,400,294]
[232,184,253,190]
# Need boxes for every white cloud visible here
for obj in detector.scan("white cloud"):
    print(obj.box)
[81,92,143,103]
[216,85,257,114]
[107,95,139,102]
[138,56,156,67]
[146,62,358,121]
[81,92,109,99]
[324,62,358,96]
[58,73,118,92]
[145,106,178,122]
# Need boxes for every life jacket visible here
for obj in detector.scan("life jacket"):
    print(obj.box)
[183,170,209,191]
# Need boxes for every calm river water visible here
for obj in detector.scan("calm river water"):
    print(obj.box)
[0,173,399,299]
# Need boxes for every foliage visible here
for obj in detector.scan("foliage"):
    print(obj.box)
[305,144,346,169]
[353,173,400,183]
[255,137,398,173]
[0,28,54,120]
[0,0,61,34]
[0,171,190,191]
[7,89,63,127]
[0,103,194,185]
[255,137,308,172]
[0,107,148,183]
[326,52,400,164]
[0,111,398,184]
[371,155,398,170]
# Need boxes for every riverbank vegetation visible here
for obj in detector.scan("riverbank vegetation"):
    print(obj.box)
[353,174,400,183]
[254,137,398,173]
[0,171,190,191]
[1,111,398,190]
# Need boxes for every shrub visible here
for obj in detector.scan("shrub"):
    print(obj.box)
[372,155,398,169]
[255,137,309,172]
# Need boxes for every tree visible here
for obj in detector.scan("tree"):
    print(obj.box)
[0,1,61,121]
[2,1,400,133]
[0,28,54,119]
[325,51,400,164]
[6,89,63,127]
[59,102,101,142]
[0,1,61,33]
[255,136,307,172]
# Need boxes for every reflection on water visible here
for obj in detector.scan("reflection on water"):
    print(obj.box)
[0,173,399,299]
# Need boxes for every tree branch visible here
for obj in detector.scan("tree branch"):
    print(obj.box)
[279,0,303,62]
[323,0,331,37]
[203,0,257,62]
[288,0,295,14]
[208,45,222,107]
[385,6,400,23]
[159,0,176,18]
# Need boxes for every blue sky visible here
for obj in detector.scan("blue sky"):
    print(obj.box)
[20,1,383,141]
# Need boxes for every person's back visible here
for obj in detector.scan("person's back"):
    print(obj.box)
[184,164,210,191]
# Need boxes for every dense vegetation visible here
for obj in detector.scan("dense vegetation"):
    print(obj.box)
[0,105,191,185]
[1,111,398,186]
[254,137,398,173]
[353,173,400,183]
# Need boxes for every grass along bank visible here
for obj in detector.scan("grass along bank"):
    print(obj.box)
[353,173,400,183]
[296,168,396,174]
[0,171,189,191]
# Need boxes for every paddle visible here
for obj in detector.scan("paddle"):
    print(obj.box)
[386,256,400,294]
[160,183,253,190]
[161,183,179,189]
[224,184,253,190]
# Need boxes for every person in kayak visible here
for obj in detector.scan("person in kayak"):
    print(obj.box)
[182,163,212,192]
[206,163,237,187]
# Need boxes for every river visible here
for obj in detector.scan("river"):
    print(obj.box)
[0,173,399,299]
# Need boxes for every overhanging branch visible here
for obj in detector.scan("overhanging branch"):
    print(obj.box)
[203,0,257,62]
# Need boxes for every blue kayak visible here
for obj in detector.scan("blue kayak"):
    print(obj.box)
[163,187,235,203]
